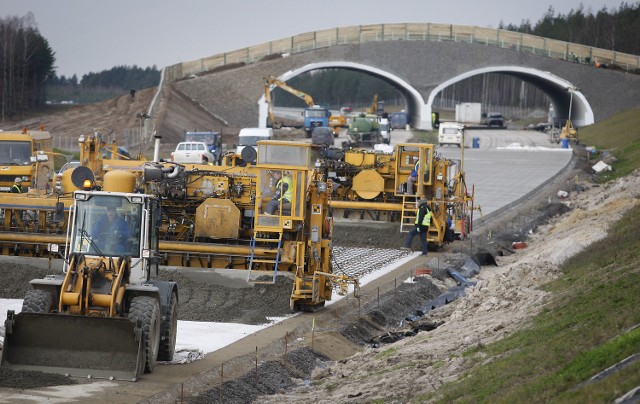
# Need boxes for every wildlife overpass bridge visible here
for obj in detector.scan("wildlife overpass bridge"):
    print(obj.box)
[151,23,640,136]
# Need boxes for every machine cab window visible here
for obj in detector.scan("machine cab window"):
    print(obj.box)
[71,194,142,257]
[255,141,315,228]
[395,144,433,196]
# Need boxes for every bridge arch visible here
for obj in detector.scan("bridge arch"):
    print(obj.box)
[259,63,594,131]
[258,61,430,129]
[427,66,594,128]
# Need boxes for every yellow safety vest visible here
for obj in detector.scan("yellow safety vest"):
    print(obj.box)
[415,209,432,227]
[277,176,293,202]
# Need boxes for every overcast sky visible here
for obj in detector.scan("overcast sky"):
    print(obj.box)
[0,0,630,78]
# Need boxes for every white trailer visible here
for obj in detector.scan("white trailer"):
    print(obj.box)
[455,103,482,125]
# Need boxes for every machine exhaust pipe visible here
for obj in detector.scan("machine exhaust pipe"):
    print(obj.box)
[153,133,162,162]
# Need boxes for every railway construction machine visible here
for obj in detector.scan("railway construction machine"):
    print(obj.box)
[321,143,474,246]
[1,189,179,381]
[0,136,356,313]
[0,127,54,193]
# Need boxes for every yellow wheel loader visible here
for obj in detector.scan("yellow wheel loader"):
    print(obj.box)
[1,190,178,381]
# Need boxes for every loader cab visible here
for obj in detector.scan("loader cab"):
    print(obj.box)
[394,144,434,197]
[254,140,319,230]
[66,191,158,282]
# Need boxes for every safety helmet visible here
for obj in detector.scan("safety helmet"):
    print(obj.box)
[14,177,21,183]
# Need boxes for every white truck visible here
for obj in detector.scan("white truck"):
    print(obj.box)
[236,128,274,154]
[455,103,482,125]
[438,122,464,147]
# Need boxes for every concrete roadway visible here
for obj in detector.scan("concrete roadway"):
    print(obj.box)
[438,129,573,223]
[333,127,573,224]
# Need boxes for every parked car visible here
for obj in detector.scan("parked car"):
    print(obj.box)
[170,141,215,164]
[486,112,505,128]
[311,126,334,146]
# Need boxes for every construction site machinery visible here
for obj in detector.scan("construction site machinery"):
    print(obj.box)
[0,134,472,266]
[0,137,356,312]
[366,94,385,116]
[321,143,474,246]
[0,127,54,193]
[143,140,357,311]
[328,107,351,137]
[560,119,578,143]
[343,113,383,149]
[546,124,561,144]
[1,189,178,381]
[264,76,330,136]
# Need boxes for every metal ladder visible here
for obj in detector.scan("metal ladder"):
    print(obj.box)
[400,195,419,233]
[247,231,283,284]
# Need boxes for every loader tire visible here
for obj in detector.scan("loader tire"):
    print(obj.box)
[157,291,178,361]
[128,296,161,373]
[21,289,53,313]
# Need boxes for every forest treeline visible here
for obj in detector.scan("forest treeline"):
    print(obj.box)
[0,13,54,121]
[501,3,640,55]
[47,65,160,104]
[1,2,638,118]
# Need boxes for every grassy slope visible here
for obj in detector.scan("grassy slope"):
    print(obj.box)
[426,108,640,402]
[579,107,640,180]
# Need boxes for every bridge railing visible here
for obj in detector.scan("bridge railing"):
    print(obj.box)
[164,23,640,83]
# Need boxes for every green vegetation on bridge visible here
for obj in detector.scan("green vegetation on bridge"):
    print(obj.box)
[168,16,640,82]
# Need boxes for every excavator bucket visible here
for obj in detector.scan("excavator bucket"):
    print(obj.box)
[1,311,145,381]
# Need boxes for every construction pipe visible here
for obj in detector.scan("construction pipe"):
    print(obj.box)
[159,241,275,256]
[0,233,66,244]
[0,233,276,257]
[328,201,403,211]
[329,198,466,212]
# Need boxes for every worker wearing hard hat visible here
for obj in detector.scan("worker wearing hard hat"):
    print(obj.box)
[11,178,22,194]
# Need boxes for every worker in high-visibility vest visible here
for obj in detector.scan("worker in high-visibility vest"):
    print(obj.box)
[402,199,432,255]
[11,177,22,194]
[265,170,293,215]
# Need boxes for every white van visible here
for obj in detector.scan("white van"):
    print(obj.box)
[438,122,464,147]
[237,128,274,154]
[378,117,391,144]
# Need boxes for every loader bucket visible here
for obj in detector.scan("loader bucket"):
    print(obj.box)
[1,311,145,381]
